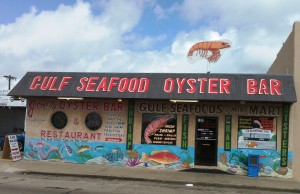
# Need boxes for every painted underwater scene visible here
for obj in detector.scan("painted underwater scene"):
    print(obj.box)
[218,148,293,178]
[24,138,195,170]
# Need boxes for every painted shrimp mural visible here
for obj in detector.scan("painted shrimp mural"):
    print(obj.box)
[143,114,175,144]
[187,40,231,64]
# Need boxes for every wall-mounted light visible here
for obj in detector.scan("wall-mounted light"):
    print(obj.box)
[170,99,199,103]
[117,99,122,102]
[57,97,84,100]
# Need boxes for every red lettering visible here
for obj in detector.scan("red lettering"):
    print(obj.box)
[90,133,96,140]
[96,77,107,91]
[118,103,123,111]
[41,77,53,90]
[270,79,282,95]
[41,130,46,138]
[186,79,196,93]
[77,77,88,91]
[77,132,82,139]
[198,78,207,93]
[59,131,64,138]
[97,132,101,140]
[108,77,120,91]
[58,77,72,91]
[259,79,269,94]
[164,78,174,93]
[86,102,93,110]
[47,131,52,138]
[138,78,149,92]
[49,77,58,90]
[118,78,129,92]
[53,131,58,138]
[176,78,186,93]
[71,132,76,139]
[247,79,258,94]
[86,77,99,92]
[60,101,65,109]
[30,76,42,90]
[128,78,138,92]
[104,102,109,111]
[220,79,231,94]
[66,101,72,109]
[208,78,219,94]
[93,102,99,110]
[111,103,116,111]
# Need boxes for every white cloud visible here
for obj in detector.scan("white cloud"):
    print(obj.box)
[177,0,300,73]
[1,0,300,90]
[0,0,144,89]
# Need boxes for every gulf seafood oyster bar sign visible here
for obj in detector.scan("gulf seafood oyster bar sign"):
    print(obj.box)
[9,72,296,102]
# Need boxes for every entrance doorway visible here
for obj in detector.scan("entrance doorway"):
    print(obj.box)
[195,117,218,166]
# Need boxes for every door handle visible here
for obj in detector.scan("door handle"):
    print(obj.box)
[202,144,210,146]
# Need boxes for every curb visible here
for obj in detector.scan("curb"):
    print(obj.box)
[19,170,300,193]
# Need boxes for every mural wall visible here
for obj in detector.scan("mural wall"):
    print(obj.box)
[23,98,292,178]
[218,148,293,178]
[25,140,194,169]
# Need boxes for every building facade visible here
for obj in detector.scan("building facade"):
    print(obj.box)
[9,72,296,178]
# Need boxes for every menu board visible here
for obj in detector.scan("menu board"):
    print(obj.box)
[141,114,177,145]
[103,112,126,143]
[8,135,22,161]
[196,118,217,140]
[238,116,276,150]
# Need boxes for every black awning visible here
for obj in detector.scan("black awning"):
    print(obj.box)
[8,72,297,103]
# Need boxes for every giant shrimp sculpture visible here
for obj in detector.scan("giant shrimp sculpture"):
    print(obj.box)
[187,40,231,63]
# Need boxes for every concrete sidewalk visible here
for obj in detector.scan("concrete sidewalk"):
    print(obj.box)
[1,158,300,193]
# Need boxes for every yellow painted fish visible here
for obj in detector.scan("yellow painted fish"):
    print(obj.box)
[125,150,139,158]
[77,145,91,153]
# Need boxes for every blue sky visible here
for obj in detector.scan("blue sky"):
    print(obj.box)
[1,0,300,89]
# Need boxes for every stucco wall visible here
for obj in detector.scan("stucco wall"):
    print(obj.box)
[267,25,294,75]
[268,22,300,180]
[290,22,300,180]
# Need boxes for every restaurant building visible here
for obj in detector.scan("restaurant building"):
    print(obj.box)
[8,22,300,179]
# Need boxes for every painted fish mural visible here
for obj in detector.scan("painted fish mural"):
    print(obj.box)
[76,145,92,153]
[141,150,180,168]
[64,142,73,156]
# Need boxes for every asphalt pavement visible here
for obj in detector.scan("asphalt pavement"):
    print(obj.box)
[1,153,300,193]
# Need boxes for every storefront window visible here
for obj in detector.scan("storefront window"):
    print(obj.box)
[51,111,68,129]
[85,112,102,131]
[237,116,276,150]
[141,113,177,145]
